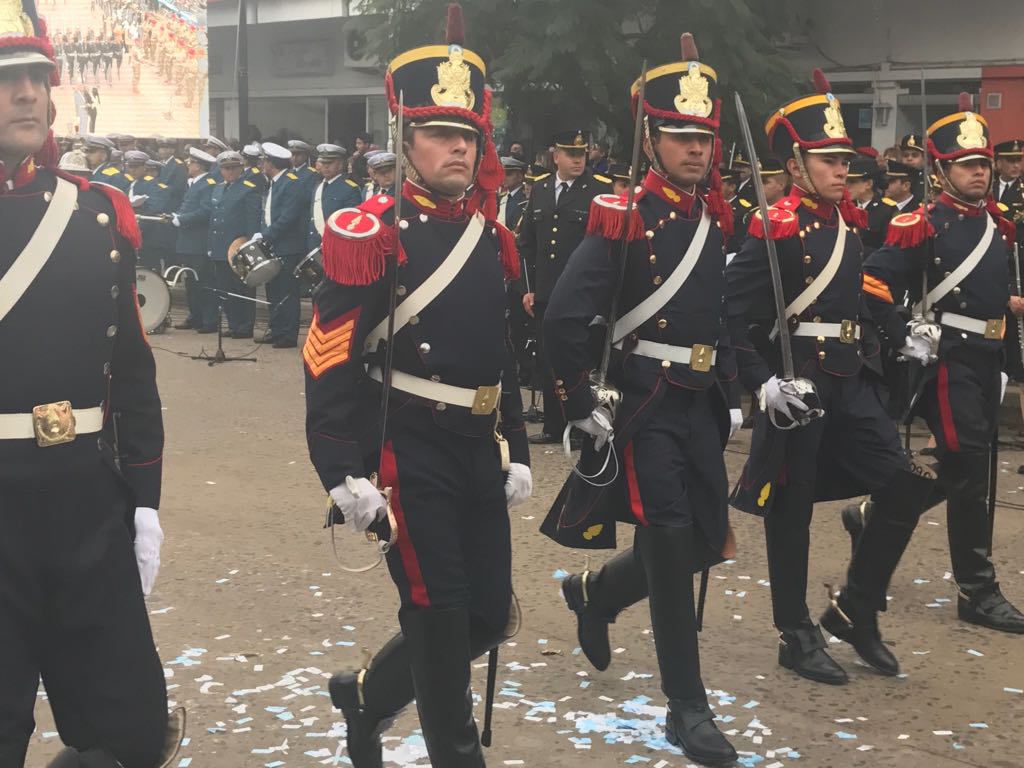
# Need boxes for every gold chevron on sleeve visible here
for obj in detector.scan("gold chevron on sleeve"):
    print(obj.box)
[303,307,359,378]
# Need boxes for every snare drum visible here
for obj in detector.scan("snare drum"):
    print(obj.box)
[293,247,325,288]
[134,267,171,332]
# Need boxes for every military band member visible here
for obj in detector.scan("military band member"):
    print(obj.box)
[255,141,306,348]
[0,4,180,765]
[125,151,171,273]
[201,135,229,182]
[544,35,739,766]
[288,138,319,201]
[306,6,530,765]
[861,99,1024,634]
[727,70,937,686]
[364,150,397,199]
[83,133,129,192]
[171,147,218,332]
[156,138,187,208]
[208,150,261,337]
[307,142,361,253]
[241,142,267,194]
[607,161,631,196]
[519,127,612,444]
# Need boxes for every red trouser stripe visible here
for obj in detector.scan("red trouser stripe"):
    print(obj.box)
[937,362,961,453]
[380,441,430,607]
[623,441,649,526]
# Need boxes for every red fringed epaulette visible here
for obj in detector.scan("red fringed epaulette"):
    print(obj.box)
[88,181,142,250]
[839,197,869,229]
[492,220,520,280]
[360,193,395,217]
[987,198,1018,243]
[747,207,799,241]
[884,210,934,249]
[321,207,400,286]
[586,194,645,241]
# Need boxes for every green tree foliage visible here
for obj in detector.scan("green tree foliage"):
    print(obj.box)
[360,0,811,156]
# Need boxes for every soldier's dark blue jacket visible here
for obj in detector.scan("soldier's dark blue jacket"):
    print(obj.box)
[175,173,217,256]
[208,176,261,261]
[0,163,162,508]
[91,160,130,193]
[261,169,307,256]
[307,173,362,252]
[303,181,529,492]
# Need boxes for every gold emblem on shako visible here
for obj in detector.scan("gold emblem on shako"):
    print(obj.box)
[956,112,987,150]
[431,44,475,110]
[823,93,847,139]
[675,62,712,118]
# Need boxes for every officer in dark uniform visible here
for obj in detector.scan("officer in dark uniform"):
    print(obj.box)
[365,150,397,198]
[519,127,612,443]
[721,164,746,249]
[84,134,130,192]
[171,147,218,332]
[288,138,320,204]
[899,133,928,201]
[732,146,756,205]
[500,155,528,230]
[726,69,937,686]
[606,161,631,196]
[0,6,181,765]
[307,142,361,252]
[207,151,261,337]
[862,101,1024,633]
[242,142,267,194]
[544,35,739,766]
[847,155,893,257]
[201,135,229,182]
[256,141,307,348]
[992,140,1024,387]
[881,159,921,213]
[501,155,532,384]
[306,6,530,765]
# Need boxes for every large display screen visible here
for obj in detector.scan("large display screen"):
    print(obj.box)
[46,0,208,138]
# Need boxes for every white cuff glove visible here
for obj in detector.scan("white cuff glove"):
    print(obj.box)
[1001,371,1009,404]
[329,476,387,533]
[758,375,809,423]
[729,408,743,440]
[133,507,163,596]
[899,334,936,365]
[250,232,264,242]
[171,213,180,227]
[570,406,614,450]
[504,463,533,508]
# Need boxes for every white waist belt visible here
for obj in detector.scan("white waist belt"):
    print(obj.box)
[368,368,501,414]
[791,321,861,342]
[616,338,717,368]
[0,405,104,441]
[933,311,1004,339]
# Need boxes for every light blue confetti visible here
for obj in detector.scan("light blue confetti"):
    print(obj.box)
[625,756,650,764]
[970,722,989,728]
[742,699,759,709]
[835,731,857,739]
[177,759,192,768]
[553,569,569,579]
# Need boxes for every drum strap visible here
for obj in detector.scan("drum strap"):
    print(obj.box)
[313,181,326,236]
[0,177,78,325]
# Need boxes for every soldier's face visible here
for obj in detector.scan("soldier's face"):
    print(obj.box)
[797,152,849,203]
[902,149,925,169]
[552,148,586,180]
[996,156,1022,181]
[944,159,992,202]
[763,173,788,205]
[186,158,204,178]
[504,169,524,191]
[406,125,478,198]
[125,162,145,177]
[651,131,712,188]
[846,176,873,201]
[221,164,243,183]
[84,146,106,169]
[612,179,630,196]
[0,64,50,169]
[158,146,174,160]
[884,176,910,200]
[316,157,343,180]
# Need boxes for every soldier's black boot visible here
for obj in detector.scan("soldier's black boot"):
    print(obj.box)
[561,544,649,671]
[822,467,933,675]
[636,525,737,767]
[47,750,123,768]
[840,499,870,558]
[401,606,486,767]
[765,495,847,685]
[944,451,1024,633]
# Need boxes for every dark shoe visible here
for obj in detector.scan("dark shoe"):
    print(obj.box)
[840,500,867,559]
[777,623,848,685]
[256,333,280,344]
[958,584,1024,634]
[196,327,218,334]
[666,698,738,766]
[562,573,611,671]
[174,319,195,330]
[821,588,899,676]
[231,329,254,339]
[942,451,997,595]
[272,338,298,349]
[529,431,562,445]
[329,673,390,768]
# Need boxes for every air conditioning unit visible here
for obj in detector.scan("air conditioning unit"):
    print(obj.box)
[343,18,378,69]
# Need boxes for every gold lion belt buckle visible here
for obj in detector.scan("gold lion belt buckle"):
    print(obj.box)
[32,401,77,447]
[471,384,502,415]
[689,344,714,373]
[839,319,858,344]
[984,318,1004,340]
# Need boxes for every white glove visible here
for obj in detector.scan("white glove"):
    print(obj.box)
[329,476,386,533]
[729,408,743,439]
[504,463,533,508]
[758,375,810,423]
[899,334,936,365]
[133,507,163,596]
[250,232,264,242]
[570,406,614,450]
[1001,371,1009,404]
[171,213,180,227]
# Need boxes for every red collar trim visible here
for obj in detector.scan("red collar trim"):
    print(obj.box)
[642,169,696,215]
[777,186,835,221]
[403,179,467,220]
[0,157,38,194]
[938,192,984,216]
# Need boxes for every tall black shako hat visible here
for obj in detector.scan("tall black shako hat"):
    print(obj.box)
[0,0,57,80]
[384,2,503,216]
[628,33,732,235]
[765,68,856,162]
[928,92,992,164]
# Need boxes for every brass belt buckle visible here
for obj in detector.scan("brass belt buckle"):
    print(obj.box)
[839,319,857,344]
[984,318,1004,339]
[471,384,502,415]
[32,400,77,447]
[689,344,713,373]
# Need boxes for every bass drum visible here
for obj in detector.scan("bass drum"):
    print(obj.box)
[135,267,171,333]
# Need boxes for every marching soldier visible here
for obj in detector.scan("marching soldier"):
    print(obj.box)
[83,134,129,192]
[519,127,612,444]
[255,141,306,348]
[544,34,739,766]
[727,70,937,686]
[207,151,261,338]
[846,155,893,257]
[307,142,361,252]
[859,98,1024,633]
[171,148,219,332]
[0,5,182,764]
[306,5,530,765]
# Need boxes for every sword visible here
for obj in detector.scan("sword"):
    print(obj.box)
[590,60,647,417]
[1013,242,1024,363]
